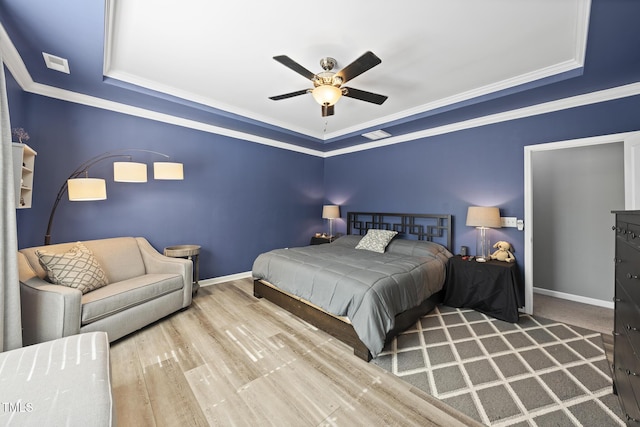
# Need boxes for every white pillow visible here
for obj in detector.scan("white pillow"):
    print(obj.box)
[37,242,109,294]
[355,229,398,253]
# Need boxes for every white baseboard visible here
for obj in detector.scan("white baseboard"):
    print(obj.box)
[533,287,614,309]
[200,271,253,287]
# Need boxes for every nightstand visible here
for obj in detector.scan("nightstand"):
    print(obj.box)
[310,235,332,245]
[443,256,524,322]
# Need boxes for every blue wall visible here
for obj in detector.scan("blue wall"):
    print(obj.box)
[8,84,640,281]
[6,0,640,282]
[8,72,640,282]
[324,95,640,259]
[10,90,325,279]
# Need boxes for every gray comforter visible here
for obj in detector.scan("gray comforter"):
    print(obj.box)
[252,235,452,357]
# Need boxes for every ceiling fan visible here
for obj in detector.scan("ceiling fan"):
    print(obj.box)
[269,51,388,117]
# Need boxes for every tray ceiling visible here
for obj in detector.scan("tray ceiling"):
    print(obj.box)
[0,0,591,148]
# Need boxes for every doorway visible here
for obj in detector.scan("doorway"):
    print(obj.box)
[523,131,638,314]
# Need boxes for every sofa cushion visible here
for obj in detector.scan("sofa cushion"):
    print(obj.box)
[20,237,147,284]
[82,237,146,283]
[36,242,109,294]
[81,273,184,325]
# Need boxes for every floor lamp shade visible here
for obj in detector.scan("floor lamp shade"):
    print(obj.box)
[153,162,184,180]
[466,206,501,261]
[67,178,107,201]
[45,149,185,246]
[113,162,147,182]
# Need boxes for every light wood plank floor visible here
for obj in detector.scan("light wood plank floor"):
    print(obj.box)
[110,278,481,426]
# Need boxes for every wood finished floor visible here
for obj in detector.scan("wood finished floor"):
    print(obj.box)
[110,278,480,427]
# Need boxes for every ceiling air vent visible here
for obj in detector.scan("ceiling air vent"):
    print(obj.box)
[42,52,70,74]
[361,130,391,140]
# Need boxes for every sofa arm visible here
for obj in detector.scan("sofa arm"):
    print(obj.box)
[20,277,82,346]
[135,237,193,308]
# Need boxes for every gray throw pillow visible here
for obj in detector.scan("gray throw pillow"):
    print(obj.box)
[37,242,109,294]
[355,229,398,253]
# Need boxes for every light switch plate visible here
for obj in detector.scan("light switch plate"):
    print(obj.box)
[501,217,518,227]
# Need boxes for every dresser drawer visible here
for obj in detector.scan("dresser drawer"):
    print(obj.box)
[627,222,640,250]
[616,285,640,356]
[615,220,630,242]
[614,334,640,424]
[616,241,640,286]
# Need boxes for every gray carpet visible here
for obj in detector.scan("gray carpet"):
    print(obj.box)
[372,305,626,426]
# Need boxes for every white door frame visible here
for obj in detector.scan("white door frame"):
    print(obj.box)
[624,132,640,209]
[523,131,638,314]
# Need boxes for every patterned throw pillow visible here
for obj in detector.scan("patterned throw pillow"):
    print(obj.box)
[355,229,398,253]
[36,242,109,294]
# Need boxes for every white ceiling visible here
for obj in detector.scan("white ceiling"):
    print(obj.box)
[104,0,589,141]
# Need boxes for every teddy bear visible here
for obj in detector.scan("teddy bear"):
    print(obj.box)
[490,241,516,262]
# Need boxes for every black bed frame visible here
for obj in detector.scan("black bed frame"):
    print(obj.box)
[347,212,451,249]
[253,211,452,361]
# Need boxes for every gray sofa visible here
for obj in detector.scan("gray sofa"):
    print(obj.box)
[18,236,192,345]
[0,331,114,426]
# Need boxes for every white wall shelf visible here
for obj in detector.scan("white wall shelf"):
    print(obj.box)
[12,142,37,209]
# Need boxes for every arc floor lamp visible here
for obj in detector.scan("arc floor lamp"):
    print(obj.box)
[44,149,183,245]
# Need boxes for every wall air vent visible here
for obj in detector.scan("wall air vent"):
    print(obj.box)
[42,52,70,74]
[361,130,391,140]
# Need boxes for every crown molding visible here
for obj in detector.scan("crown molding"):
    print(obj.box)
[2,13,638,160]
[325,82,640,157]
[0,22,32,90]
[0,22,323,157]
[323,59,585,142]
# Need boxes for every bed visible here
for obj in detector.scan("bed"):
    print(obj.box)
[252,212,452,361]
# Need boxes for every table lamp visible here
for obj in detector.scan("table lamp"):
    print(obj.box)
[466,206,501,262]
[322,205,340,240]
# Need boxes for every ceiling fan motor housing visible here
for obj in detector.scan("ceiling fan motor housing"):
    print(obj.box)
[314,71,342,88]
[319,57,337,71]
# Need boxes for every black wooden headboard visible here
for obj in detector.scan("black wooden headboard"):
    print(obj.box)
[347,212,452,250]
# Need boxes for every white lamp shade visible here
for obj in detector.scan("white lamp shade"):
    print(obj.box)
[322,205,340,219]
[312,85,342,106]
[67,178,107,201]
[113,162,147,182]
[153,162,184,180]
[466,206,501,228]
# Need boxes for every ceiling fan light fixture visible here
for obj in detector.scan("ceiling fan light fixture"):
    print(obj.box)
[311,85,342,106]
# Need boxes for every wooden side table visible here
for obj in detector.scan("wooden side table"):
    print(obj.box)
[164,245,200,295]
[443,256,524,322]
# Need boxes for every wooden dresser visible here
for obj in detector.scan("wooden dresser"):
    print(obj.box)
[613,210,640,424]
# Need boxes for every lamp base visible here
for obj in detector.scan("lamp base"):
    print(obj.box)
[476,227,491,262]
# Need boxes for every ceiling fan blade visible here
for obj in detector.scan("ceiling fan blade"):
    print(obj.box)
[342,87,388,105]
[321,105,334,117]
[335,51,382,84]
[269,89,310,101]
[273,55,316,81]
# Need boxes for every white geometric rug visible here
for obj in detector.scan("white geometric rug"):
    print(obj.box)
[372,305,626,426]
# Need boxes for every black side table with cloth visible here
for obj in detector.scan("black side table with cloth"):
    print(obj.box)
[444,256,525,322]
[310,235,332,245]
